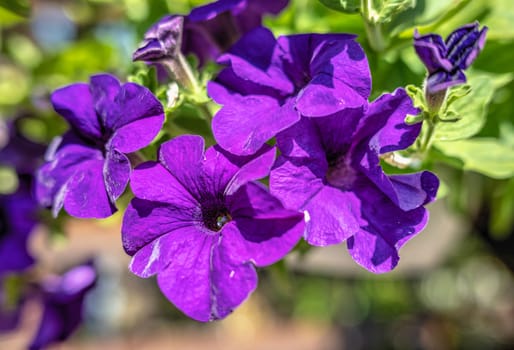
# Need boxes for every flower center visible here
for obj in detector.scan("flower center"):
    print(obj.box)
[202,207,232,232]
[325,153,356,189]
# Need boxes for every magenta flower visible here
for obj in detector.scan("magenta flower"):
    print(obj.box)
[0,180,37,275]
[36,74,165,218]
[270,89,439,273]
[208,26,371,155]
[414,22,487,93]
[122,135,304,321]
[29,262,97,350]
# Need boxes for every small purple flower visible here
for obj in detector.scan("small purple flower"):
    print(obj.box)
[270,89,439,273]
[29,262,97,350]
[208,26,371,155]
[0,180,37,275]
[122,135,304,321]
[133,15,184,63]
[35,74,165,218]
[414,22,487,93]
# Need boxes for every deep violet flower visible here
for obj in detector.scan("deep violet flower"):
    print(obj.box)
[184,0,289,66]
[29,262,97,350]
[35,74,165,218]
[134,0,289,67]
[122,135,304,322]
[0,179,38,275]
[414,22,487,94]
[208,26,371,155]
[270,89,439,273]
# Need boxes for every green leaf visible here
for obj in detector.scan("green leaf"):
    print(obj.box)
[0,0,30,18]
[375,0,416,24]
[405,84,425,109]
[436,138,514,179]
[318,0,360,14]
[434,73,513,141]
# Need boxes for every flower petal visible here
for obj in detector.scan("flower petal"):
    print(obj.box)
[101,82,165,132]
[109,115,164,154]
[50,84,101,140]
[346,184,429,273]
[216,26,293,94]
[130,161,197,206]
[155,230,218,322]
[63,157,116,218]
[413,31,453,73]
[104,147,131,202]
[122,198,198,257]
[302,185,362,246]
[225,182,304,265]
[357,88,421,153]
[212,95,299,155]
[426,70,466,93]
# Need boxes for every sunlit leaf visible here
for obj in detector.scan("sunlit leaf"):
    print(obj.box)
[436,138,514,179]
[434,73,513,141]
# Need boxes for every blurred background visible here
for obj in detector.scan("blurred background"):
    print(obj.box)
[0,0,513,349]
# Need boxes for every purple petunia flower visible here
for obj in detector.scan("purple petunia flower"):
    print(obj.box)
[35,74,165,219]
[414,22,487,94]
[122,135,304,322]
[270,89,439,273]
[29,262,97,350]
[0,179,38,275]
[208,26,371,155]
[133,0,289,67]
[184,0,289,66]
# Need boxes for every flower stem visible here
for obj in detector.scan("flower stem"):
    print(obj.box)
[361,0,386,52]
[363,20,386,52]
[163,53,199,93]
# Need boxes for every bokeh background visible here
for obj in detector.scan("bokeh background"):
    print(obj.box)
[0,0,513,349]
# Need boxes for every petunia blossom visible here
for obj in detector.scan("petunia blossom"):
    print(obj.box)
[414,22,487,94]
[0,179,38,275]
[208,26,371,155]
[29,262,97,350]
[134,0,289,68]
[270,88,439,273]
[35,74,165,218]
[122,135,304,321]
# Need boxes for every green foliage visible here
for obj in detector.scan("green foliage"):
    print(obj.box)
[318,0,360,14]
[434,73,513,141]
[436,139,514,179]
[0,0,30,19]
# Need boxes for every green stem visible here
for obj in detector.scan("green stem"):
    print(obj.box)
[162,52,199,93]
[361,0,386,52]
[363,19,387,52]
[420,117,437,154]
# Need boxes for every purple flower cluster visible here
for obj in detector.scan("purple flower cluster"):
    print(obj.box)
[414,22,487,93]
[32,0,443,325]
